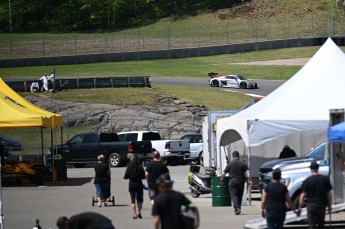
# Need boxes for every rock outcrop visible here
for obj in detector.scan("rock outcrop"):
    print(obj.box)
[26,94,207,139]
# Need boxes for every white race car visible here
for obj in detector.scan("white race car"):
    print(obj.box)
[208,74,258,89]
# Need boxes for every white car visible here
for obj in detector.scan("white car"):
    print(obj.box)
[209,74,258,89]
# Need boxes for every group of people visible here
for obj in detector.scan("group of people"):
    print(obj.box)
[31,72,54,93]
[92,149,199,229]
[57,145,334,229]
[260,160,332,229]
[220,148,333,229]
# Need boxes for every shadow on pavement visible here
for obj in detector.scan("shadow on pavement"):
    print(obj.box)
[50,177,93,186]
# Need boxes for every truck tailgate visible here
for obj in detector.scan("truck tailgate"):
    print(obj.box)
[167,140,190,152]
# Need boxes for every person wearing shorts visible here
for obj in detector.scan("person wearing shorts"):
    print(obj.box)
[94,154,111,207]
[124,154,146,219]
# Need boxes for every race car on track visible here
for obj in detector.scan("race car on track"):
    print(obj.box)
[208,72,258,89]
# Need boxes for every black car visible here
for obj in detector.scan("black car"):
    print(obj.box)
[0,134,22,153]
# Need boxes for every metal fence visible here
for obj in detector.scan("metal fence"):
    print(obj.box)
[6,76,151,92]
[1,12,344,60]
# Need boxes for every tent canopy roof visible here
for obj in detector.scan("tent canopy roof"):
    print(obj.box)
[218,38,345,147]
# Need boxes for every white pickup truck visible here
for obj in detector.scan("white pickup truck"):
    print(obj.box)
[117,131,190,165]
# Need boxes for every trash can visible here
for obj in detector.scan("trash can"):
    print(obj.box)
[211,176,231,207]
[54,159,67,181]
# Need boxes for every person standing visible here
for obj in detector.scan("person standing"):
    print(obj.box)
[220,150,252,215]
[124,154,145,219]
[278,145,297,159]
[152,174,199,229]
[94,154,111,207]
[145,150,169,205]
[39,73,49,92]
[297,161,332,229]
[261,168,299,229]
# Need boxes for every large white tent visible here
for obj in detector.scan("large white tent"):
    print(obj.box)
[216,38,345,175]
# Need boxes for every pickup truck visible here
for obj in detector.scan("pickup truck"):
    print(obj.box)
[259,142,327,208]
[50,132,152,168]
[117,131,190,165]
[180,133,203,165]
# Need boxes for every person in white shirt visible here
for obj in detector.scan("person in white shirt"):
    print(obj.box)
[39,73,49,91]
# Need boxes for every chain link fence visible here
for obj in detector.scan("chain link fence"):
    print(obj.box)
[0,110,201,160]
[1,13,344,60]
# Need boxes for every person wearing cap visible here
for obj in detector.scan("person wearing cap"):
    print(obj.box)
[145,149,169,205]
[261,168,299,229]
[298,161,332,229]
[152,174,199,229]
[221,150,252,215]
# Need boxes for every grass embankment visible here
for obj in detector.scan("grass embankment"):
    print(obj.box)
[1,47,320,80]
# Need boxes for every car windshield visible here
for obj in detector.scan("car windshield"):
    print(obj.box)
[237,75,246,80]
[305,142,326,159]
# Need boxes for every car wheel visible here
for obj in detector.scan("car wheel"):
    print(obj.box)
[240,82,247,89]
[199,152,203,166]
[108,153,122,167]
[211,80,219,87]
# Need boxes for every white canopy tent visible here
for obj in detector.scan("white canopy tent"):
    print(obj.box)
[216,38,345,175]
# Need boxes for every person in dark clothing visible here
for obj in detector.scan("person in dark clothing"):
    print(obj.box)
[221,151,252,215]
[124,154,146,219]
[94,154,111,207]
[145,150,169,205]
[298,161,332,229]
[152,174,199,229]
[278,145,297,159]
[261,168,299,229]
[67,212,115,229]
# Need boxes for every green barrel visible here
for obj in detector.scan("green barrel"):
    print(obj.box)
[211,176,231,207]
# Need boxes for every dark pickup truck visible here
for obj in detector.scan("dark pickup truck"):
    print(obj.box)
[50,132,152,167]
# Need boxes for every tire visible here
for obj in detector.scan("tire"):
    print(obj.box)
[211,80,219,87]
[191,188,200,198]
[240,82,247,89]
[108,153,122,167]
[73,163,85,168]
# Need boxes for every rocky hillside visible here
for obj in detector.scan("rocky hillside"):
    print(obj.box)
[27,94,207,140]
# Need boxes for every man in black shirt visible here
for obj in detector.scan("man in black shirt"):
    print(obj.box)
[221,151,252,215]
[298,161,332,229]
[152,174,199,229]
[145,150,169,205]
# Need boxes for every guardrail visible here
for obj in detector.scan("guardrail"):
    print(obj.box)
[5,76,152,92]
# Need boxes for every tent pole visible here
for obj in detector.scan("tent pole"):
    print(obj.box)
[0,158,4,229]
[40,128,44,159]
